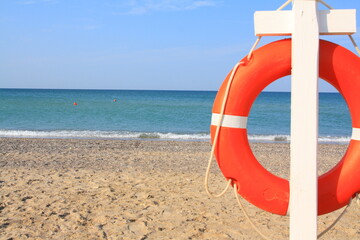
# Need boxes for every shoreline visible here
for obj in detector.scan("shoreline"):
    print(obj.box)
[0,133,352,145]
[1,138,358,239]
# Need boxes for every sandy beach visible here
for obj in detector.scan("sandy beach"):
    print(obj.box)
[0,138,359,240]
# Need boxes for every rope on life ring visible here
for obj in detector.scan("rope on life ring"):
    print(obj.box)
[204,1,360,239]
[204,0,292,200]
[210,38,360,216]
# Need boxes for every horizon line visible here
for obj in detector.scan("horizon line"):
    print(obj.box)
[0,87,339,93]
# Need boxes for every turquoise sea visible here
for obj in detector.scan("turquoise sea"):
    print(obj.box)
[0,89,351,143]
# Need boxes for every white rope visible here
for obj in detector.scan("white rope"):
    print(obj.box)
[205,0,294,198]
[247,37,262,61]
[317,199,352,239]
[317,0,333,10]
[277,0,293,11]
[204,61,244,198]
[233,183,272,240]
[234,183,354,240]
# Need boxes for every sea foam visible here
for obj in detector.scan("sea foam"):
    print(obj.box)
[0,129,350,144]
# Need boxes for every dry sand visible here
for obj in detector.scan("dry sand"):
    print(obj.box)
[0,138,359,240]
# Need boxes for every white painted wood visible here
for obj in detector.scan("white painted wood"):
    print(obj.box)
[254,11,293,36]
[318,9,356,35]
[290,0,319,240]
[254,9,356,36]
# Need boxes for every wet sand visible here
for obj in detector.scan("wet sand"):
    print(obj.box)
[0,138,359,239]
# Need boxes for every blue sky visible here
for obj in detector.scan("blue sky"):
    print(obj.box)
[0,0,359,91]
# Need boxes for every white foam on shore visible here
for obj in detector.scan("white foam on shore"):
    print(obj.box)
[248,134,350,144]
[0,130,350,144]
[0,130,209,141]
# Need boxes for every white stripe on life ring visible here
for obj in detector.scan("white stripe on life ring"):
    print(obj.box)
[211,113,248,129]
[352,128,360,141]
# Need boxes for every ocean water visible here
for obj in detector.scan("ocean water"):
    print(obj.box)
[0,89,351,143]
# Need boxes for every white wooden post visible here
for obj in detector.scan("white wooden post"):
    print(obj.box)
[253,1,356,240]
[290,1,319,239]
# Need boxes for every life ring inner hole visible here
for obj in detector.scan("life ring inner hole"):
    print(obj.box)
[247,78,351,180]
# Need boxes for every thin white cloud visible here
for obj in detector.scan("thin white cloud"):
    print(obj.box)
[123,0,217,15]
[185,1,216,10]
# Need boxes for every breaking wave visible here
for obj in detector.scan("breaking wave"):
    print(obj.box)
[0,130,350,144]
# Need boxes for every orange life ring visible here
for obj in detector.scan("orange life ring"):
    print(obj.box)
[211,39,360,216]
